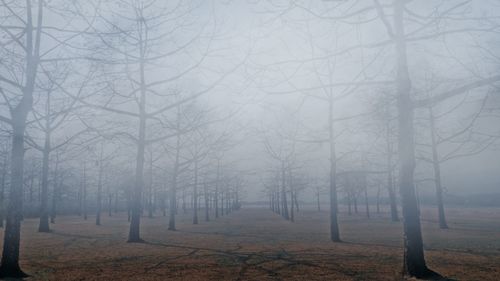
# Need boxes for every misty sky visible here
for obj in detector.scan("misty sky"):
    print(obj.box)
[2,0,499,202]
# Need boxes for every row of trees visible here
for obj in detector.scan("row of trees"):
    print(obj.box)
[253,0,500,278]
[0,0,247,278]
[0,0,499,279]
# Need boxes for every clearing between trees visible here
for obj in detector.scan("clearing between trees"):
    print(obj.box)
[4,206,499,281]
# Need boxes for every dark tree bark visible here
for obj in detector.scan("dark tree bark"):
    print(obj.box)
[0,1,42,277]
[393,1,437,277]
[0,155,7,228]
[1,122,30,278]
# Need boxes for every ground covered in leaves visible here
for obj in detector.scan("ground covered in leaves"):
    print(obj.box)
[1,206,499,280]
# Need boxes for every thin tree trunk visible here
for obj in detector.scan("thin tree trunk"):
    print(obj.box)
[114,192,118,214]
[294,191,299,213]
[50,153,60,224]
[328,93,340,242]
[108,194,112,217]
[168,112,181,231]
[215,160,220,218]
[83,163,87,220]
[220,190,224,216]
[276,189,280,215]
[376,185,380,214]
[182,189,187,214]
[347,193,352,215]
[386,116,399,222]
[429,107,448,229]
[354,195,358,214]
[96,143,104,226]
[148,148,153,219]
[38,129,50,232]
[193,159,198,225]
[78,181,82,216]
[204,183,209,222]
[364,180,370,219]
[281,161,289,220]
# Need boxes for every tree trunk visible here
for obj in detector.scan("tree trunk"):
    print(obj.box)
[280,161,289,220]
[394,1,436,277]
[127,109,145,242]
[0,122,29,278]
[193,159,199,225]
[316,191,320,211]
[147,149,153,219]
[364,182,370,219]
[429,108,448,229]
[221,190,224,216]
[294,191,299,213]
[108,194,112,217]
[386,117,399,222]
[0,2,42,275]
[96,145,104,226]
[38,132,50,232]
[275,188,280,215]
[83,164,87,220]
[50,154,60,224]
[127,52,148,242]
[347,193,352,215]
[78,181,82,216]
[204,183,209,221]
[328,93,340,242]
[376,185,380,214]
[168,118,181,231]
[0,154,7,228]
[353,195,358,214]
[114,192,119,214]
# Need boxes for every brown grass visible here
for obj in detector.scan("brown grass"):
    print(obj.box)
[1,206,499,280]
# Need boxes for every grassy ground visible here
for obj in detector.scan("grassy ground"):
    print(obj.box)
[1,206,499,280]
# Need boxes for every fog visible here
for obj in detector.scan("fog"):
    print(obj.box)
[0,0,499,279]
